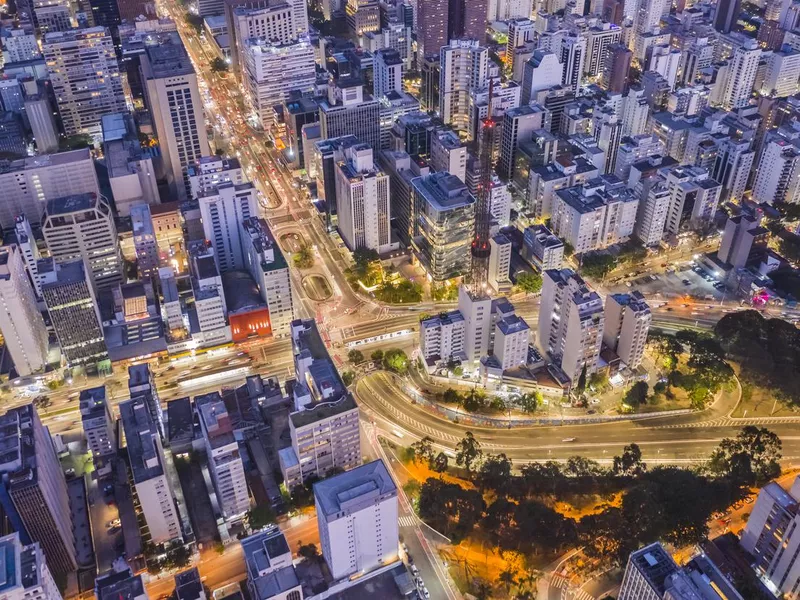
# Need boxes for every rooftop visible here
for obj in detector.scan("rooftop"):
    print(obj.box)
[222,270,265,314]
[144,33,194,78]
[412,171,475,212]
[95,569,146,600]
[175,568,204,600]
[289,394,358,429]
[313,459,396,519]
[497,314,529,336]
[119,398,164,483]
[628,542,678,596]
[45,192,98,216]
[167,397,194,445]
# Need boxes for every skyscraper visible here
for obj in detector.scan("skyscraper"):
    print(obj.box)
[197,181,258,273]
[0,245,49,377]
[0,405,77,579]
[601,43,632,93]
[416,0,447,58]
[195,393,251,522]
[39,258,108,367]
[41,193,123,292]
[560,33,586,93]
[42,27,125,139]
[721,39,761,110]
[538,269,604,383]
[0,533,62,600]
[79,386,116,458]
[439,39,488,133]
[335,144,393,254]
[713,0,741,33]
[141,33,210,201]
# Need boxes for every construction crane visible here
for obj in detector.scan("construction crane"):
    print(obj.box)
[470,82,496,295]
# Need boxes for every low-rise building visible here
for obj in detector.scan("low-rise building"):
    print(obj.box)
[419,311,466,369]
[242,527,301,600]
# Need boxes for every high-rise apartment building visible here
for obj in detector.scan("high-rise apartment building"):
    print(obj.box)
[128,364,165,442]
[585,23,622,78]
[24,89,59,154]
[0,245,48,376]
[0,149,100,230]
[141,33,210,201]
[0,533,62,600]
[131,204,160,277]
[410,172,475,282]
[721,39,760,110]
[439,40,488,133]
[314,460,398,581]
[761,47,800,98]
[319,79,382,150]
[79,386,116,458]
[346,0,380,37]
[335,143,393,254]
[539,269,604,383]
[713,0,741,33]
[494,314,529,371]
[634,181,670,246]
[429,129,467,182]
[119,398,182,544]
[603,291,651,369]
[373,48,403,99]
[0,405,77,578]
[521,51,563,105]
[39,258,108,367]
[419,311,466,366]
[416,0,447,58]
[279,320,361,489]
[240,217,295,337]
[41,193,123,292]
[42,27,125,139]
[740,475,800,599]
[2,29,40,62]
[198,181,258,273]
[752,138,800,204]
[13,216,43,300]
[662,166,722,235]
[196,393,251,521]
[243,36,316,129]
[499,104,549,180]
[560,34,586,94]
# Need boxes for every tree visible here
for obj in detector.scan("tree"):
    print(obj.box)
[342,371,355,386]
[497,568,517,594]
[59,133,93,151]
[410,436,435,467]
[210,57,229,72]
[515,271,543,294]
[298,543,320,562]
[478,453,513,493]
[514,391,541,414]
[443,388,461,404]
[581,253,617,280]
[648,330,684,372]
[246,504,276,529]
[383,348,409,373]
[348,349,364,365]
[418,478,485,539]
[432,452,449,473]
[564,456,605,478]
[575,364,588,396]
[709,426,783,485]
[293,244,314,269]
[623,381,649,406]
[370,349,384,362]
[455,432,483,475]
[461,389,487,412]
[613,443,647,476]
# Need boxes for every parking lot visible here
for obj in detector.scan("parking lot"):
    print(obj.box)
[606,261,727,301]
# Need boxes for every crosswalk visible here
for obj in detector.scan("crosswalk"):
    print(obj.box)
[398,515,417,528]
[659,416,800,429]
[550,575,596,600]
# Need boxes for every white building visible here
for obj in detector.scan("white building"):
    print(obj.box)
[314,460,399,581]
[0,149,100,231]
[740,475,800,599]
[373,48,403,99]
[494,314,529,371]
[279,320,362,489]
[0,533,61,600]
[488,233,512,293]
[14,216,43,299]
[243,37,316,129]
[753,138,800,204]
[430,129,467,183]
[190,250,231,346]
[522,224,564,270]
[648,44,681,89]
[439,40,489,133]
[539,268,604,383]
[634,181,671,246]
[721,39,761,110]
[41,193,123,292]
[79,386,116,458]
[188,156,246,197]
[196,393,251,522]
[42,27,125,139]
[335,144,393,254]
[141,33,210,201]
[550,177,639,254]
[419,310,466,367]
[458,285,493,367]
[198,181,258,273]
[0,245,49,377]
[24,91,59,154]
[2,29,40,62]
[762,48,800,98]
[663,166,722,234]
[119,398,182,544]
[488,0,533,21]
[241,217,295,337]
[521,51,562,105]
[603,291,650,369]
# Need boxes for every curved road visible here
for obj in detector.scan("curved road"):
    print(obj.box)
[355,372,800,465]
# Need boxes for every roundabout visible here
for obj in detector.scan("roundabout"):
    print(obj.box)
[354,371,800,465]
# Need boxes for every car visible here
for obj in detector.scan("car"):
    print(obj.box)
[626,281,632,287]
[410,565,419,575]
[683,279,692,286]
[590,398,601,404]
[562,437,576,442]
[744,496,754,504]
[587,409,596,414]
[423,590,430,599]
[106,519,121,528]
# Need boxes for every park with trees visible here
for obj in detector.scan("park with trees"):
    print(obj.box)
[398,426,782,598]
